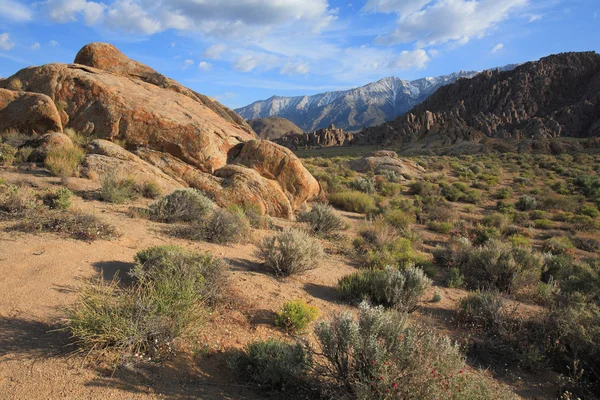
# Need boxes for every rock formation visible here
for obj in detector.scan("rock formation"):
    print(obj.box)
[276,124,354,149]
[0,43,320,218]
[248,116,303,141]
[357,52,600,154]
[350,150,425,180]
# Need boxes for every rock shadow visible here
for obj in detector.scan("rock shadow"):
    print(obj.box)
[93,260,136,285]
[0,317,72,360]
[304,283,340,303]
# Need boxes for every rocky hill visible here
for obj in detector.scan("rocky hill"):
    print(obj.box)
[0,42,320,218]
[235,71,481,132]
[356,52,600,153]
[248,116,303,140]
[275,124,353,150]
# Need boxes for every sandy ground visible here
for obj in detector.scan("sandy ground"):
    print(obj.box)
[0,168,556,399]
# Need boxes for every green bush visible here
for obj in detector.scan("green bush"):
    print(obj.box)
[353,219,418,269]
[571,214,600,232]
[427,221,453,234]
[233,339,311,390]
[508,234,531,248]
[65,246,222,357]
[458,290,506,332]
[257,229,323,277]
[138,180,162,199]
[297,203,346,236]
[384,209,415,232]
[533,219,553,229]
[199,208,251,244]
[441,183,463,202]
[349,177,376,193]
[133,245,228,304]
[314,302,515,399]
[579,204,600,218]
[43,188,72,210]
[45,146,85,178]
[409,181,439,196]
[100,174,139,204]
[0,142,17,166]
[328,190,376,214]
[516,195,537,211]
[12,211,119,242]
[496,188,512,199]
[446,267,464,288]
[435,239,543,293]
[274,300,319,333]
[149,189,215,223]
[338,266,431,312]
[542,236,575,255]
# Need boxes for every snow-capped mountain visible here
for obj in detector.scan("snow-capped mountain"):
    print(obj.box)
[235,70,493,132]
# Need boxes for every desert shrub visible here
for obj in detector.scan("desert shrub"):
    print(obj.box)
[199,208,251,244]
[516,195,537,211]
[314,302,514,399]
[579,204,600,218]
[138,180,162,199]
[338,266,431,312]
[462,188,482,204]
[470,226,501,246]
[574,175,600,197]
[132,245,228,304]
[0,142,17,166]
[409,181,438,196]
[149,189,215,223]
[233,202,269,229]
[257,229,323,277]
[571,236,600,253]
[534,219,553,230]
[12,211,119,241]
[543,236,575,256]
[233,339,311,390]
[435,239,543,293]
[44,146,85,177]
[275,300,319,333]
[65,247,219,358]
[353,219,418,269]
[419,199,457,223]
[446,267,464,288]
[496,200,515,214]
[43,187,72,210]
[482,212,510,233]
[0,184,37,217]
[440,183,463,202]
[328,190,376,214]
[379,170,402,183]
[458,290,506,332]
[349,177,376,193]
[508,234,531,248]
[377,181,402,197]
[297,203,346,236]
[427,221,453,234]
[571,214,600,232]
[15,146,33,163]
[384,209,415,232]
[530,210,547,220]
[496,188,512,199]
[100,174,138,204]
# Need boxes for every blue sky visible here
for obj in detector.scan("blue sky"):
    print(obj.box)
[0,0,598,109]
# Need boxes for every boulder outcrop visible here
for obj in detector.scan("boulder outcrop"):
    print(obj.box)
[350,150,425,180]
[0,42,320,218]
[276,124,354,149]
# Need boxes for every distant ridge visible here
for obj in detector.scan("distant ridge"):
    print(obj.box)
[235,70,494,132]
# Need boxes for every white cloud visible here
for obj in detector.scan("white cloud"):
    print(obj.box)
[389,49,430,69]
[44,0,106,25]
[31,42,41,50]
[529,14,542,22]
[203,44,226,60]
[280,62,310,75]
[491,43,504,53]
[49,40,60,47]
[0,0,32,22]
[181,59,194,70]
[43,0,335,36]
[370,0,528,48]
[362,0,431,16]
[198,61,213,71]
[0,33,15,51]
[233,53,279,73]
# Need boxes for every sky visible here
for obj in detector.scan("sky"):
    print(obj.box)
[0,0,599,109]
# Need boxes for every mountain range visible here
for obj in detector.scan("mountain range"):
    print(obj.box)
[235,68,516,132]
[356,51,600,154]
